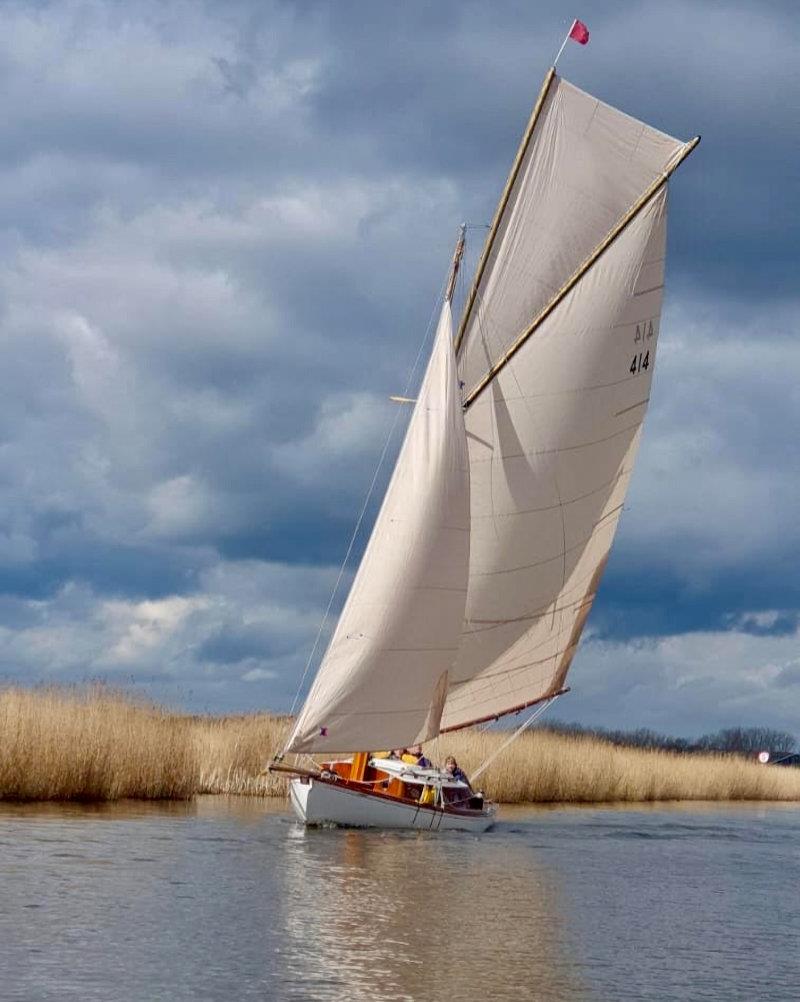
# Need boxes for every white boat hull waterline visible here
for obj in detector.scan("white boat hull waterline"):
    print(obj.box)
[289,776,496,833]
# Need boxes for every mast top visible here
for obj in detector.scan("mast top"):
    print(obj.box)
[445,224,467,304]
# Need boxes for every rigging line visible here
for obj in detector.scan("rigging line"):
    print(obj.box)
[469,694,560,785]
[280,234,460,747]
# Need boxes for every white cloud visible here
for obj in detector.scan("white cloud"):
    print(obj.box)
[104,594,208,665]
[563,620,800,736]
[0,0,795,733]
[241,667,277,682]
[0,559,338,712]
[615,292,800,585]
[145,475,219,539]
[272,390,394,488]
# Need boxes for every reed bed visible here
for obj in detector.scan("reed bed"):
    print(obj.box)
[1,686,799,803]
[433,729,800,803]
[193,712,290,797]
[0,686,196,801]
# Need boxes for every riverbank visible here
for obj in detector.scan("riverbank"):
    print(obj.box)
[2,686,799,803]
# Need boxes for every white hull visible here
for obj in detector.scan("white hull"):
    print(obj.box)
[289,778,496,833]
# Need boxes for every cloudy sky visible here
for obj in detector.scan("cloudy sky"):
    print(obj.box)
[0,0,797,736]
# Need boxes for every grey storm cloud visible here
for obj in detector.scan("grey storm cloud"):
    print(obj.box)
[0,0,797,732]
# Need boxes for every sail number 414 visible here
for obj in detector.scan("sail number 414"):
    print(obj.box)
[630,351,650,375]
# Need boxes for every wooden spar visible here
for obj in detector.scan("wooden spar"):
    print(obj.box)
[445,224,467,304]
[439,686,570,734]
[454,66,557,355]
[462,135,702,409]
[266,765,322,781]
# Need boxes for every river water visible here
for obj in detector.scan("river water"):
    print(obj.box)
[0,798,797,1001]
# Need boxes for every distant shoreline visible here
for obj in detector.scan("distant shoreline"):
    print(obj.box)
[2,686,799,805]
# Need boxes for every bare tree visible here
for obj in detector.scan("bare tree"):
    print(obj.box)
[696,727,797,756]
[546,722,798,757]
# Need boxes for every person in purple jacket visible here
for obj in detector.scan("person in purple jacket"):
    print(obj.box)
[405,744,432,768]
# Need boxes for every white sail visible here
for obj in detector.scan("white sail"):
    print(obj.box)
[284,73,696,750]
[286,301,470,753]
[457,77,685,393]
[441,76,687,730]
[442,191,667,729]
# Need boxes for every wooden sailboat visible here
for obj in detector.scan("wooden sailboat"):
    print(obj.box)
[272,63,699,830]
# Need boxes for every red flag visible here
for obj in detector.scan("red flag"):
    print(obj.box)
[569,19,590,45]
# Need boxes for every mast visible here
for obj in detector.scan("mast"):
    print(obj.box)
[454,67,557,355]
[462,135,701,408]
[445,224,466,304]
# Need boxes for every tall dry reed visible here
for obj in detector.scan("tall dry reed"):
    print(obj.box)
[2,685,799,803]
[193,713,290,796]
[434,728,800,803]
[0,686,196,800]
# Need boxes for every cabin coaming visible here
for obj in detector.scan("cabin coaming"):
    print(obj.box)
[314,756,485,814]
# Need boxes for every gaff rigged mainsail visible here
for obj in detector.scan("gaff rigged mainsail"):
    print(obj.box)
[285,70,698,753]
[442,75,693,730]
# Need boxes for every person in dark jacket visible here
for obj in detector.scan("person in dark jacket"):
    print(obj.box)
[444,756,471,787]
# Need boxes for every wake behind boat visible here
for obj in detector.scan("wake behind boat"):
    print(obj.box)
[271,51,699,831]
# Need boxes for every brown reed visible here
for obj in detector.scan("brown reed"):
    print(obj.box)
[1,685,799,803]
[193,712,290,797]
[0,685,196,801]
[432,729,800,803]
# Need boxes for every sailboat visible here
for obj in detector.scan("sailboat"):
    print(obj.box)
[271,63,699,831]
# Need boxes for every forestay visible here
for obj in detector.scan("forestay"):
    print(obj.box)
[441,76,686,730]
[286,302,470,753]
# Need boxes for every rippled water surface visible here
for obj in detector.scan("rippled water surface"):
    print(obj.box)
[1,798,798,1001]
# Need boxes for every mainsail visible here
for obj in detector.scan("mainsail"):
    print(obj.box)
[444,189,668,729]
[286,301,471,753]
[285,71,698,753]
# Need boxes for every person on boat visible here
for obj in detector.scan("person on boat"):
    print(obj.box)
[444,756,470,787]
[402,744,431,768]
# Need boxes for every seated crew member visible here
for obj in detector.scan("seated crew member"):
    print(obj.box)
[444,756,471,788]
[403,744,432,768]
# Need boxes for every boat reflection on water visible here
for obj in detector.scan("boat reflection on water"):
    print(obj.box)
[277,823,583,1002]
